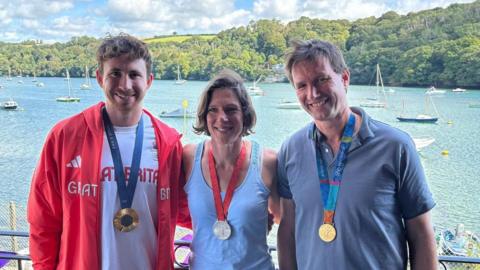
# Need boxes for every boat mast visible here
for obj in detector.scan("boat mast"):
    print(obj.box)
[66,69,72,97]
[85,66,91,87]
[377,64,387,107]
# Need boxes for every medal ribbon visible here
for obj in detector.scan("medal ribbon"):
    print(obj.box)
[102,107,144,209]
[208,142,246,221]
[315,114,355,224]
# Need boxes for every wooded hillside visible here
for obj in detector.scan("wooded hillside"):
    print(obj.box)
[1,0,478,87]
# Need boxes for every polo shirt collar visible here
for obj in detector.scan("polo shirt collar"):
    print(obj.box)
[309,107,374,148]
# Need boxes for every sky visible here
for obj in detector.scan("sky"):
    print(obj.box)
[0,0,475,43]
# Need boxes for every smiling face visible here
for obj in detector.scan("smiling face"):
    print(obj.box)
[206,88,244,144]
[291,56,350,122]
[96,54,153,116]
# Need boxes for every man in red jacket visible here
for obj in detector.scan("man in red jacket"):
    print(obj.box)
[27,33,190,270]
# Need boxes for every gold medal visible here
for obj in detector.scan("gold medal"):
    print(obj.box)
[318,223,336,242]
[113,208,139,232]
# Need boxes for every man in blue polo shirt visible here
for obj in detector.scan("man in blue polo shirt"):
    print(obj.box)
[276,39,437,270]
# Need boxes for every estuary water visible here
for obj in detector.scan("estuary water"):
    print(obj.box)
[0,77,479,234]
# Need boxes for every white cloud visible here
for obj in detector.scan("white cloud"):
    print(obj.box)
[0,31,19,42]
[253,0,300,20]
[22,19,40,28]
[300,0,387,20]
[0,0,476,42]
[250,0,475,22]
[14,0,74,19]
[102,0,248,35]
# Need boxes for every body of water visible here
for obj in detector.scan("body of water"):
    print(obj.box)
[0,77,479,234]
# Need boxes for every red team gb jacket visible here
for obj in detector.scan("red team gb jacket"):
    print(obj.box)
[27,102,191,270]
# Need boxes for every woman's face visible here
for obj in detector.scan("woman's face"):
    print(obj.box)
[206,88,244,144]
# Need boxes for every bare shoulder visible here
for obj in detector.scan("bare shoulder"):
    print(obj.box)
[262,148,278,169]
[182,143,197,179]
[182,143,197,160]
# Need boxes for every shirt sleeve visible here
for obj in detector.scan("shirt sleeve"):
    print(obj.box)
[277,142,293,199]
[398,139,436,220]
[27,131,63,269]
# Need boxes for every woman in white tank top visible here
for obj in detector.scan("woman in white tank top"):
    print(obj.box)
[182,69,280,269]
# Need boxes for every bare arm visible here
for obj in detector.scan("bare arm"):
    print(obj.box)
[182,143,196,182]
[261,148,281,223]
[277,198,297,270]
[405,211,438,270]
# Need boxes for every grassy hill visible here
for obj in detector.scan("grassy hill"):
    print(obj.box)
[144,34,216,44]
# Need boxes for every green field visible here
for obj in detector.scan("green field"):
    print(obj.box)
[144,34,216,44]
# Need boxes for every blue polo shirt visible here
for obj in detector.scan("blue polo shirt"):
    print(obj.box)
[277,107,435,270]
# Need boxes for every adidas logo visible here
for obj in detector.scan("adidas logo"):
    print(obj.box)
[67,155,82,168]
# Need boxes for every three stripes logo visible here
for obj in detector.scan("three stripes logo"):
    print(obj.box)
[66,155,82,168]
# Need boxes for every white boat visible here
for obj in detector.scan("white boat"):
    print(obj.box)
[159,108,195,118]
[412,137,435,150]
[56,69,80,102]
[425,86,446,95]
[276,100,301,110]
[360,64,387,108]
[2,99,18,110]
[452,87,466,92]
[174,65,187,85]
[247,77,264,96]
[80,66,92,90]
[36,82,45,87]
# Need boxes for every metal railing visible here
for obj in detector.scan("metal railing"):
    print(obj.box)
[0,231,29,270]
[1,230,480,270]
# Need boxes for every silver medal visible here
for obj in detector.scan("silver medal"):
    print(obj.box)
[212,220,231,240]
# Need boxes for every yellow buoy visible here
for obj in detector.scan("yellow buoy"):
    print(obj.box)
[447,120,453,125]
[441,150,449,156]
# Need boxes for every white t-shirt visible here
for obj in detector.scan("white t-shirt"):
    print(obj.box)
[100,116,159,270]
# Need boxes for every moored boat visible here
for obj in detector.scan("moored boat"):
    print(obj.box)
[1,99,18,110]
[159,108,195,118]
[397,114,438,123]
[276,100,301,110]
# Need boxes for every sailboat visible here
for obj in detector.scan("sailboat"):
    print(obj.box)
[32,70,44,87]
[174,65,186,85]
[397,94,439,123]
[6,67,12,81]
[247,76,264,96]
[56,69,80,102]
[425,86,446,95]
[360,64,387,108]
[32,71,37,82]
[80,66,92,90]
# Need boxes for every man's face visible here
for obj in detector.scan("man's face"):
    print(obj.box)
[291,57,350,122]
[96,54,153,114]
